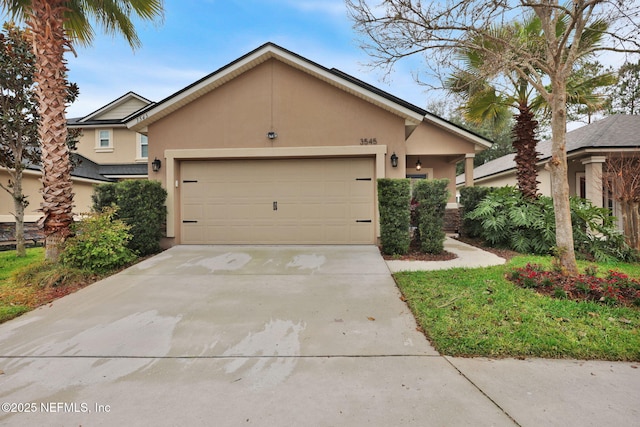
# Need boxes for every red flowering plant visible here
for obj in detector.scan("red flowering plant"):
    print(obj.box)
[507,264,640,307]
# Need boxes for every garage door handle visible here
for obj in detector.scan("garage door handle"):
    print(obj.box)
[356,219,372,223]
[182,220,198,223]
[355,178,372,181]
[273,201,278,211]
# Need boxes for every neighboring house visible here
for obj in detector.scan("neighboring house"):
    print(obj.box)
[67,91,154,180]
[456,114,640,227]
[0,92,153,242]
[124,43,490,246]
[1,43,492,245]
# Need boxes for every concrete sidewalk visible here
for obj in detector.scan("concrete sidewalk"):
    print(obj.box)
[0,245,638,426]
[386,236,507,272]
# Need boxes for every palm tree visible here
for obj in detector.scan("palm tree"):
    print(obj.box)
[448,15,614,200]
[1,0,164,260]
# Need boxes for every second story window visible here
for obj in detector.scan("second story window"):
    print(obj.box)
[96,129,113,151]
[138,134,148,159]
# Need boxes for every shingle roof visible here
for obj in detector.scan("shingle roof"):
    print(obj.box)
[71,154,115,182]
[23,154,115,182]
[98,163,148,176]
[457,114,640,185]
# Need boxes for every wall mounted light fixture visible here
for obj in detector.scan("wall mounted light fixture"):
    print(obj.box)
[152,157,162,172]
[390,152,398,168]
[415,158,422,171]
[267,131,278,140]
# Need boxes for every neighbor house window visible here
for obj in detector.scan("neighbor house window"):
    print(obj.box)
[576,172,586,199]
[138,133,148,159]
[96,129,113,151]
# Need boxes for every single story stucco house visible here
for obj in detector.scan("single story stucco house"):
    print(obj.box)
[2,43,492,245]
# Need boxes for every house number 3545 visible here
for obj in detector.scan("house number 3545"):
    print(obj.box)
[360,138,377,145]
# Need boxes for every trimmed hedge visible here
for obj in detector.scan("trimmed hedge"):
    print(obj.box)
[92,180,167,256]
[413,179,449,254]
[378,179,411,255]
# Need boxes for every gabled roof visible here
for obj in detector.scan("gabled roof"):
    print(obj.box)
[127,43,425,131]
[456,114,640,185]
[71,91,153,126]
[125,42,491,149]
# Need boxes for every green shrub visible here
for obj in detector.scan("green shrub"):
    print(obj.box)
[91,182,117,211]
[466,186,636,261]
[459,186,495,238]
[114,180,167,256]
[60,207,136,274]
[93,180,167,256]
[413,179,449,254]
[377,179,411,255]
[570,197,637,262]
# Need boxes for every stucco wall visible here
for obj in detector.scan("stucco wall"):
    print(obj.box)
[148,58,409,188]
[74,127,144,164]
[406,122,477,156]
[0,169,97,222]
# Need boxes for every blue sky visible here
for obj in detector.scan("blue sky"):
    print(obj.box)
[65,0,426,118]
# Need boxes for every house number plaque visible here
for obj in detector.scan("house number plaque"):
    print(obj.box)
[360,138,378,145]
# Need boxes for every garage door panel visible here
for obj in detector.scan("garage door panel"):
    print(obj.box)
[180,158,375,244]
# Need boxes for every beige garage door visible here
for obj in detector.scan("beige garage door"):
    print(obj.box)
[180,158,375,244]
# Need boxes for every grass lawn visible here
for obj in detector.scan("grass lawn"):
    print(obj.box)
[394,255,640,361]
[0,247,45,323]
[0,247,99,324]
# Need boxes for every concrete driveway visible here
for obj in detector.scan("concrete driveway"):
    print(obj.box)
[0,245,515,426]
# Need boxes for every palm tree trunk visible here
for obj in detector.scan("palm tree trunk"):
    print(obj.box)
[512,102,540,199]
[27,0,74,261]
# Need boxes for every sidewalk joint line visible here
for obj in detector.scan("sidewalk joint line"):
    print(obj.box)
[443,357,523,427]
[0,354,438,360]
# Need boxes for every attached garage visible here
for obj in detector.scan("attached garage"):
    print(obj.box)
[180,157,375,244]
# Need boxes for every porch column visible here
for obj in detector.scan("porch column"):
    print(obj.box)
[581,156,607,208]
[464,153,475,187]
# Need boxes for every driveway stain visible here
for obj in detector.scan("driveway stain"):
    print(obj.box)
[178,252,252,273]
[1,310,181,393]
[286,254,326,272]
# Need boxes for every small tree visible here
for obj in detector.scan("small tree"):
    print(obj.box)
[0,22,38,257]
[603,155,640,251]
